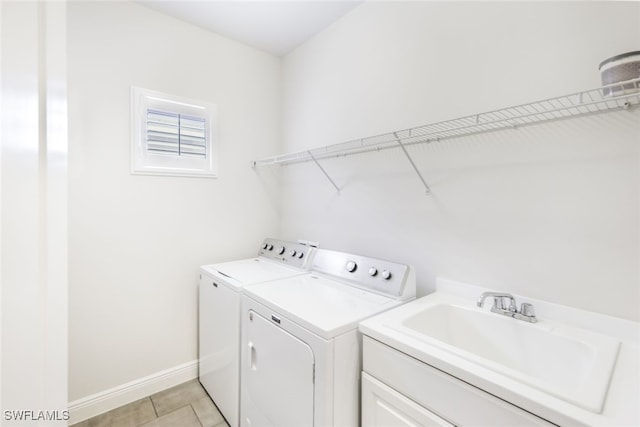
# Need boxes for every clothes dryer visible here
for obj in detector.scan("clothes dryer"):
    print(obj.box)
[240,248,416,427]
[199,238,315,427]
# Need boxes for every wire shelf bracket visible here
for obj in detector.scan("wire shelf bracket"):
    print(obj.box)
[252,78,640,194]
[308,150,340,193]
[393,131,431,194]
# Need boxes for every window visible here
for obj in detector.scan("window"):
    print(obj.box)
[131,87,217,177]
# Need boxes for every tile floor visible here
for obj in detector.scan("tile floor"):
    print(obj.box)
[71,380,229,427]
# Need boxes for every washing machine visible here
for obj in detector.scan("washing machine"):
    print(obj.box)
[199,238,316,427]
[239,248,416,427]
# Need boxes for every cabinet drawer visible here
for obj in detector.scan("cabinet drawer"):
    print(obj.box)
[363,337,556,427]
[363,372,454,427]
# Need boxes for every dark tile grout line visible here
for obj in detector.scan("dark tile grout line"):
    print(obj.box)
[149,402,197,427]
[190,403,205,427]
[148,400,213,427]
[150,395,159,419]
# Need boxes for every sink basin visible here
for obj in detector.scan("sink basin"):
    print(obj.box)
[388,302,620,413]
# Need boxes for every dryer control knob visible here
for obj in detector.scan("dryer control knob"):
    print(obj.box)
[289,250,297,257]
[268,244,274,251]
[297,252,304,259]
[368,267,378,277]
[346,261,357,272]
[262,243,268,250]
[381,270,392,280]
[278,246,285,255]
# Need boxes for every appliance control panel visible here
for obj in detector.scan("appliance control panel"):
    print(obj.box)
[257,238,316,269]
[311,249,415,300]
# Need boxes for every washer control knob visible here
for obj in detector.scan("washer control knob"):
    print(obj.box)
[262,243,268,250]
[278,246,285,255]
[289,250,297,257]
[268,244,274,251]
[381,270,392,280]
[297,252,304,259]
[368,267,378,277]
[346,261,357,273]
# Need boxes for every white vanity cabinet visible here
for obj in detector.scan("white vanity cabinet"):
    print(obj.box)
[361,337,557,427]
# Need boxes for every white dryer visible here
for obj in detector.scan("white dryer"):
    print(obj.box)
[199,238,315,427]
[240,248,416,427]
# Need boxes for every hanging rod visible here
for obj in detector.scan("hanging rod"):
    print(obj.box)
[252,78,640,192]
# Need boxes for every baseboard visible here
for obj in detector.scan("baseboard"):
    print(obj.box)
[67,359,198,425]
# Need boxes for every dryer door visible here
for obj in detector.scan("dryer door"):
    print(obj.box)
[242,310,315,427]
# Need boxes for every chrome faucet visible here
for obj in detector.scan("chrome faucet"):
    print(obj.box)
[477,291,537,323]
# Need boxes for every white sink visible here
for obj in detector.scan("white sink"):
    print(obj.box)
[377,297,620,414]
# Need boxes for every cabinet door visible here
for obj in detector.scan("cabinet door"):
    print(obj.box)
[362,373,454,427]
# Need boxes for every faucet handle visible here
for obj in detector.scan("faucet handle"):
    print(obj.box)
[493,297,508,310]
[520,302,536,317]
[494,296,517,312]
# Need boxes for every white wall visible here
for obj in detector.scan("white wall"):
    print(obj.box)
[280,2,640,320]
[1,1,68,423]
[68,1,280,405]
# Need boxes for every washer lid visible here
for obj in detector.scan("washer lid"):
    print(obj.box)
[200,258,305,291]
[243,274,404,340]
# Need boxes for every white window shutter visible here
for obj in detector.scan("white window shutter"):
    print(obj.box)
[146,110,207,158]
[131,87,217,178]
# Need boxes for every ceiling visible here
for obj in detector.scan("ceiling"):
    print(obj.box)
[138,1,363,56]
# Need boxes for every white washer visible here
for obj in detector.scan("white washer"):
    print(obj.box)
[199,238,315,427]
[240,248,416,427]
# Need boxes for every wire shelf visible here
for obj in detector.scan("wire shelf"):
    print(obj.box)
[252,78,640,193]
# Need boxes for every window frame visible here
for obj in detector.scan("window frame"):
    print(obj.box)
[130,86,218,178]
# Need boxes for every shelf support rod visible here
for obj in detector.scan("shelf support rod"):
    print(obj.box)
[393,132,431,194]
[308,150,340,193]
